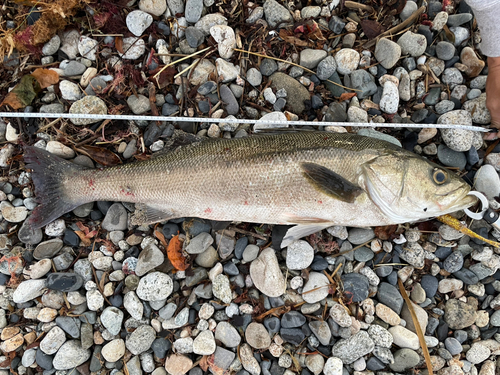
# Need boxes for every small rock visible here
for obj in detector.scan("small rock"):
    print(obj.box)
[136,272,173,301]
[263,0,292,28]
[374,38,401,69]
[53,340,91,370]
[250,247,285,297]
[335,48,360,75]
[302,272,330,303]
[397,31,427,57]
[300,49,327,69]
[210,25,236,59]
[246,322,271,349]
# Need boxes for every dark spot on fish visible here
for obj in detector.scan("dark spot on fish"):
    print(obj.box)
[424,207,427,212]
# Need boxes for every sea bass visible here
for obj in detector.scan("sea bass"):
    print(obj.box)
[24,132,477,246]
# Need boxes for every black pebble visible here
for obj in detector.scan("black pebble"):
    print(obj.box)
[63,229,80,247]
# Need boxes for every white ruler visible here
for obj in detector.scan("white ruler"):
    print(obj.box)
[0,112,489,132]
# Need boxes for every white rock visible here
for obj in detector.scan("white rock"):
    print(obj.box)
[40,326,66,355]
[119,37,146,60]
[335,48,360,75]
[102,339,126,362]
[286,240,314,270]
[216,58,239,83]
[249,248,286,297]
[126,10,153,37]
[379,81,399,114]
[59,80,82,101]
[388,325,420,350]
[1,201,28,223]
[5,123,18,143]
[42,35,61,56]
[323,357,343,375]
[13,279,47,303]
[210,25,236,59]
[124,291,144,320]
[474,165,500,200]
[139,0,167,16]
[302,272,330,304]
[46,141,75,159]
[78,36,98,61]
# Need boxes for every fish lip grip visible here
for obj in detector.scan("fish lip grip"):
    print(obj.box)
[464,191,489,220]
[465,191,500,231]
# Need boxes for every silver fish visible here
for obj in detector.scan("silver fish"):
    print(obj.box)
[24,132,476,246]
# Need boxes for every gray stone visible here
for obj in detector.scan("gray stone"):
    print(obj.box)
[302,272,330,303]
[263,0,292,28]
[136,244,165,276]
[40,326,66,355]
[309,321,331,346]
[64,61,87,76]
[436,41,455,61]
[69,96,107,125]
[195,13,228,36]
[127,94,151,115]
[212,274,232,303]
[439,110,474,152]
[286,240,314,270]
[185,0,203,23]
[247,68,262,86]
[126,10,153,37]
[390,349,420,372]
[250,247,285,297]
[397,31,427,57]
[463,94,491,124]
[444,299,477,329]
[474,165,500,200]
[126,325,156,355]
[53,340,91,370]
[215,321,241,347]
[316,56,337,80]
[350,69,377,99]
[101,307,124,335]
[331,331,375,364]
[300,49,327,69]
[136,272,173,301]
[185,27,205,48]
[374,38,401,69]
[34,239,63,259]
[102,203,128,231]
[347,228,374,245]
[437,144,466,170]
[220,85,239,115]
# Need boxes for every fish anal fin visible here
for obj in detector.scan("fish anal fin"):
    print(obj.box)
[301,162,363,203]
[281,223,334,248]
[132,203,175,225]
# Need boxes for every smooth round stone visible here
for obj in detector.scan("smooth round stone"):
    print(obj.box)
[436,41,455,61]
[247,68,262,86]
[126,325,156,355]
[437,145,466,170]
[193,330,216,355]
[64,61,87,76]
[250,248,286,297]
[354,247,374,262]
[52,340,91,370]
[126,10,153,37]
[69,96,108,125]
[335,48,360,75]
[443,251,464,273]
[390,349,420,372]
[119,37,146,59]
[210,25,236,59]
[185,0,203,23]
[377,282,403,314]
[263,0,293,28]
[281,311,306,328]
[397,31,427,57]
[299,48,327,69]
[347,228,375,245]
[46,273,83,292]
[286,240,314,270]
[341,273,369,302]
[136,272,173,301]
[374,38,401,69]
[42,35,61,55]
[245,322,271,349]
[444,337,463,355]
[302,272,330,303]
[260,58,278,76]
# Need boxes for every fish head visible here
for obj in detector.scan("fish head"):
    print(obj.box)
[360,153,477,223]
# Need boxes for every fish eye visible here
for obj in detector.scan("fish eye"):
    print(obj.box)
[433,169,447,185]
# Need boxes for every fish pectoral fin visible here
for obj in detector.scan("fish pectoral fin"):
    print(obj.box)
[301,162,363,203]
[132,204,176,225]
[281,223,334,248]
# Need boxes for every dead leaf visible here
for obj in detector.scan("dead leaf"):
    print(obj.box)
[279,29,311,47]
[149,66,177,89]
[115,36,124,54]
[387,0,407,14]
[74,145,122,166]
[337,92,357,101]
[167,234,189,271]
[360,20,384,39]
[74,231,92,246]
[31,68,59,89]
[374,225,398,240]
[0,75,40,109]
[443,25,455,44]
[199,356,210,372]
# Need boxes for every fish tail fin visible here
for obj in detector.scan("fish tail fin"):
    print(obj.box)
[24,146,84,229]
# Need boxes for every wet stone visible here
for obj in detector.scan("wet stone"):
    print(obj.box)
[281,311,306,328]
[341,273,369,302]
[280,328,305,345]
[377,282,403,314]
[46,272,83,292]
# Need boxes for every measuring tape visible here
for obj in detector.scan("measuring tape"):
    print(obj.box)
[0,112,489,132]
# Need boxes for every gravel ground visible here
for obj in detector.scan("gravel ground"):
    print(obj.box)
[1,0,500,375]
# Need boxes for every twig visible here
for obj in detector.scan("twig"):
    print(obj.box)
[233,48,360,92]
[153,47,212,80]
[344,1,374,13]
[227,226,269,240]
[364,6,426,48]
[398,279,433,375]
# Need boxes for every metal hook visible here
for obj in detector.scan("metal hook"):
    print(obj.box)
[464,191,489,220]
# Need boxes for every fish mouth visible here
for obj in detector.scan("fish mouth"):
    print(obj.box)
[441,186,478,212]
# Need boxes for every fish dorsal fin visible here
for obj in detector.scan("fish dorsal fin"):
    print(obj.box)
[281,223,335,248]
[132,203,176,225]
[301,162,363,203]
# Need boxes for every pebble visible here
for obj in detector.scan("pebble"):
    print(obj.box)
[250,247,285,297]
[323,357,343,375]
[438,110,474,152]
[216,58,239,82]
[42,35,61,55]
[210,25,236,60]
[379,81,399,114]
[390,349,420,372]
[102,339,125,362]
[397,31,427,57]
[302,272,330,303]
[300,49,327,69]
[102,203,128,231]
[247,68,262,86]
[374,38,401,69]
[444,299,477,329]
[389,325,420,350]
[78,36,98,60]
[185,0,203,23]
[215,321,241,348]
[126,325,157,355]
[59,80,82,101]
[474,165,500,199]
[136,272,173,301]
[335,48,360,75]
[331,331,374,364]
[165,354,193,375]
[128,94,151,115]
[466,342,491,364]
[69,95,108,126]
[136,244,165,276]
[220,85,239,115]
[52,340,91,370]
[212,274,232,303]
[13,279,47,303]
[119,37,146,59]
[286,240,314,270]
[263,0,292,28]
[270,72,310,114]
[246,322,271,349]
[40,326,66,355]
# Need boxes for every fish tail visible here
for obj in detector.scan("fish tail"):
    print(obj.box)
[24,146,85,229]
